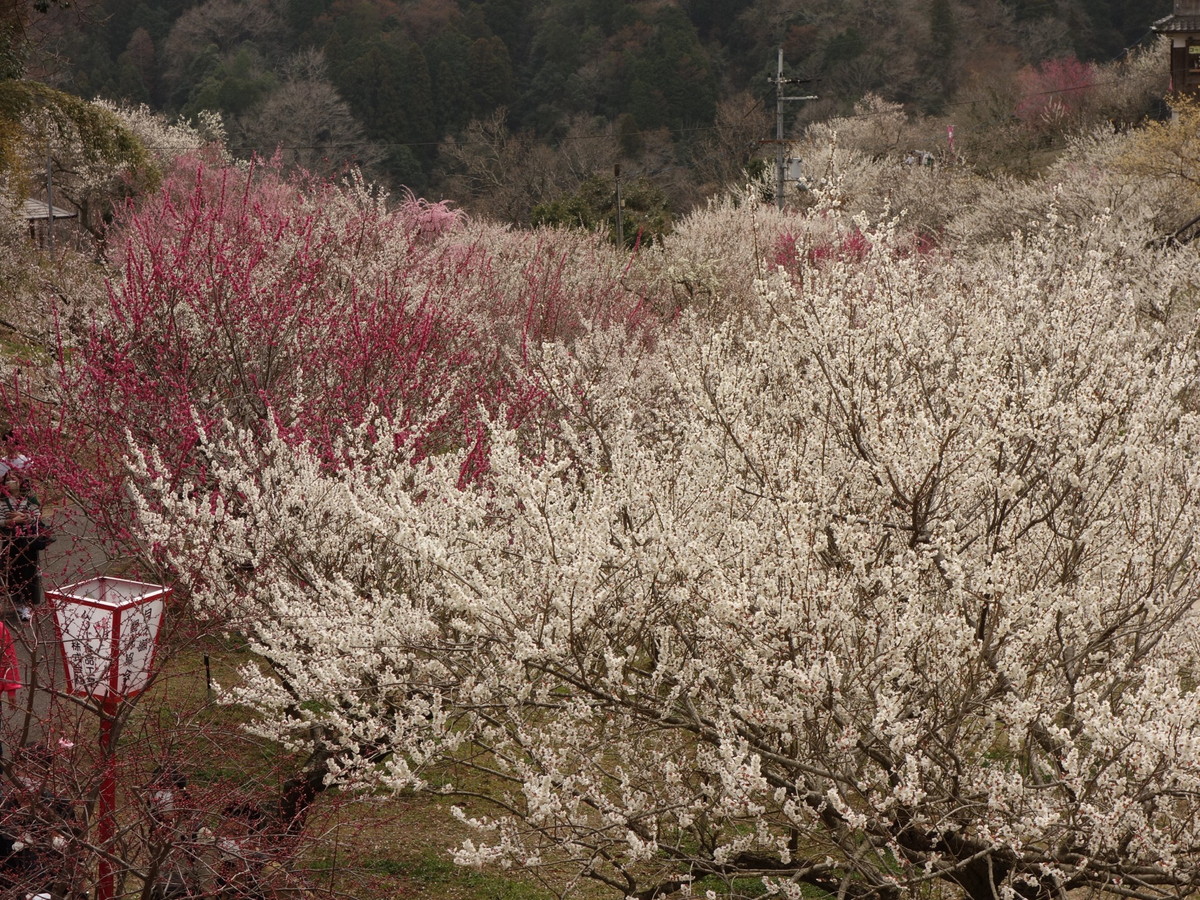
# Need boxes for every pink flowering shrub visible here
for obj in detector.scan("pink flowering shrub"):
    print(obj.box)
[399,190,464,245]
[769,231,802,274]
[1014,56,1096,130]
[807,228,871,266]
[14,161,648,549]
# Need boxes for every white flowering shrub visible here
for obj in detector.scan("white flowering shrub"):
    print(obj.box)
[644,189,821,317]
[0,82,158,240]
[92,100,229,168]
[127,188,1200,900]
[946,127,1186,249]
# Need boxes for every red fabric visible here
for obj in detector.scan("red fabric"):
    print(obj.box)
[0,622,19,695]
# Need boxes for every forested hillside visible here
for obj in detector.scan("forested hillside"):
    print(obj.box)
[7,0,1177,222]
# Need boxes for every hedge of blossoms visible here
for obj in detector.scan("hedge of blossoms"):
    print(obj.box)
[0,150,658,897]
[14,157,647,555]
[121,160,1200,900]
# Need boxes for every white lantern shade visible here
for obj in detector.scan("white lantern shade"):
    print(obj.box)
[48,577,170,699]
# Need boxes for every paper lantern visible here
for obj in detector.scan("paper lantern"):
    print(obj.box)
[48,577,170,699]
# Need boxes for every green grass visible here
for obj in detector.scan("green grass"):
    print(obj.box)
[121,640,583,899]
[690,873,834,900]
[370,854,555,899]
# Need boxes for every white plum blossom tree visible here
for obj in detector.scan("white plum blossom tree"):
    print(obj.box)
[128,199,1200,900]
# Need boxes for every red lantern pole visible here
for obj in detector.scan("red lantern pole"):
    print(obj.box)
[96,694,119,900]
[49,578,171,900]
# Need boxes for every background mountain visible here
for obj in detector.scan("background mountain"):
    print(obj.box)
[12,0,1176,222]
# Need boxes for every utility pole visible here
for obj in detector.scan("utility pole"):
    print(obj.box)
[46,139,54,253]
[770,49,817,210]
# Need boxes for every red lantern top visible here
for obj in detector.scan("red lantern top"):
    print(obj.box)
[48,577,170,699]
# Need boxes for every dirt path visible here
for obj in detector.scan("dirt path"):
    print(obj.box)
[2,506,112,755]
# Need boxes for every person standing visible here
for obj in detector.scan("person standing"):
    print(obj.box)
[0,622,17,696]
[0,423,30,483]
[0,473,44,623]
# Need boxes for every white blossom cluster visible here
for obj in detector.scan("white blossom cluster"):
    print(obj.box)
[129,195,1200,900]
[92,101,229,167]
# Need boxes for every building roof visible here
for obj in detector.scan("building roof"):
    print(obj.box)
[21,199,76,220]
[1156,13,1200,32]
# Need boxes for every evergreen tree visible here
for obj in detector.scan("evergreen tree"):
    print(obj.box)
[467,36,515,120]
[426,28,474,136]
[683,0,755,39]
[923,0,957,110]
[531,172,670,246]
[327,34,436,185]
[621,7,716,130]
[181,45,276,123]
